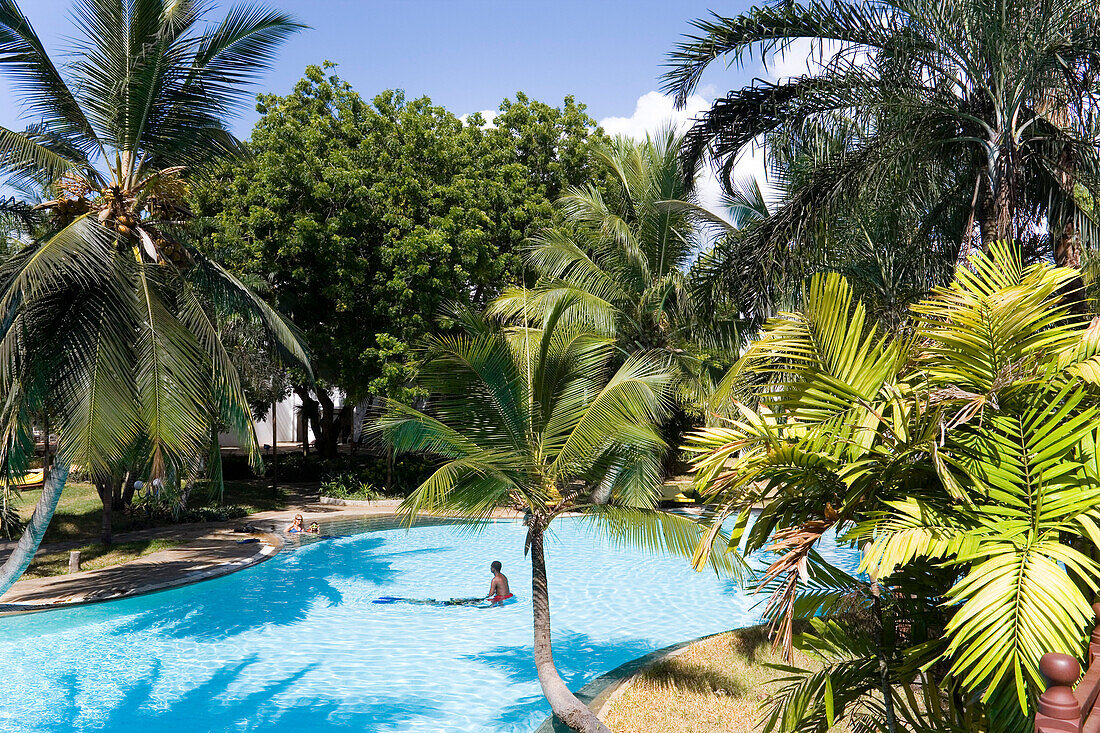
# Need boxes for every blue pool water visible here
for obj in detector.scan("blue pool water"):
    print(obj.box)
[0,516,859,732]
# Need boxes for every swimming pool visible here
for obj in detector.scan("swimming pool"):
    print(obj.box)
[0,516,860,732]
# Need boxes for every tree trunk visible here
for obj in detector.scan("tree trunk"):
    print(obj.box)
[112,472,127,511]
[315,388,340,457]
[529,522,612,733]
[979,147,1017,247]
[95,476,117,546]
[871,580,897,733]
[101,486,113,546]
[272,400,279,496]
[1054,146,1088,317]
[295,386,340,458]
[295,386,318,455]
[386,444,394,492]
[121,474,137,508]
[0,462,70,598]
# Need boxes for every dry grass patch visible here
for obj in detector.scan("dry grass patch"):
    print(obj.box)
[601,625,820,733]
[23,539,184,579]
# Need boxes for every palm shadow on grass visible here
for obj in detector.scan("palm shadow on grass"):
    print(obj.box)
[632,654,749,697]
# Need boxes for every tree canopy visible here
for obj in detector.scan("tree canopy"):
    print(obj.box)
[195,65,611,441]
[665,0,1100,323]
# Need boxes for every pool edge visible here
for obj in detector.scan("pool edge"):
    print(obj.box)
[532,628,734,733]
[0,532,284,617]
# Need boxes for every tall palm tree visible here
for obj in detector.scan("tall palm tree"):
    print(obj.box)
[690,119,968,331]
[490,128,739,404]
[664,0,1100,293]
[378,306,732,733]
[0,0,307,596]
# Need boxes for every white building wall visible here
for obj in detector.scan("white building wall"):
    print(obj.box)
[218,389,346,448]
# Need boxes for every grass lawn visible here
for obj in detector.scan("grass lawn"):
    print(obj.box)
[14,478,287,543]
[22,539,183,579]
[601,626,830,733]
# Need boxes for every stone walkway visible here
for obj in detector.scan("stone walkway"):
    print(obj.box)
[0,493,417,614]
[0,491,524,614]
[0,530,281,613]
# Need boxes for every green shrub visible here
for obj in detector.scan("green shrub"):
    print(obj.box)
[319,471,381,500]
[206,451,440,492]
[131,495,250,524]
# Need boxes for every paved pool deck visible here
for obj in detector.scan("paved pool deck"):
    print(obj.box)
[0,495,523,614]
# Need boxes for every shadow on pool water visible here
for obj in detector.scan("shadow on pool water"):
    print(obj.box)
[113,537,451,640]
[470,632,659,729]
[49,656,439,732]
[0,518,862,733]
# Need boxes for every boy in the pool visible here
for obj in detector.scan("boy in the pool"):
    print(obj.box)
[487,561,512,603]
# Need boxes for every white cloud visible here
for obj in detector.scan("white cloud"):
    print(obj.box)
[598,90,711,140]
[459,109,498,129]
[598,91,771,224]
[762,37,850,82]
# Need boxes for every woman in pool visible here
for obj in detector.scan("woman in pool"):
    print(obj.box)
[285,514,304,534]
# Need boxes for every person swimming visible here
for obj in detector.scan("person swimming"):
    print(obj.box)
[307,522,320,534]
[285,514,304,534]
[487,560,513,604]
[370,561,515,608]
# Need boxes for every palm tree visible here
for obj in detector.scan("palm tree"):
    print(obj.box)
[664,0,1100,294]
[687,244,1100,731]
[489,128,739,405]
[0,0,307,596]
[689,121,967,331]
[377,305,732,733]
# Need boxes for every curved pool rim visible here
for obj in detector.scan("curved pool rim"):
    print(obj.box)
[533,628,733,733]
[0,512,479,616]
[0,530,285,617]
[0,513,861,733]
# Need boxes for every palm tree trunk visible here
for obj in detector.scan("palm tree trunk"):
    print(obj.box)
[272,401,279,496]
[0,461,70,598]
[979,147,1017,247]
[871,580,897,733]
[529,522,612,733]
[1054,146,1088,316]
[101,484,113,546]
[94,475,118,546]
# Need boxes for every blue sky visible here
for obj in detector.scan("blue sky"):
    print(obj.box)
[0,0,765,139]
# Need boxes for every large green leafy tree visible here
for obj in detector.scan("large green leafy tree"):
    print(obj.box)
[194,67,609,455]
[664,0,1100,316]
[377,306,731,733]
[687,245,1100,731]
[0,0,308,592]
